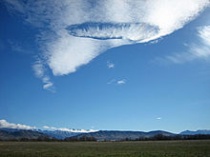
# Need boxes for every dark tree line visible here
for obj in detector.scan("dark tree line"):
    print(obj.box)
[1,134,210,142]
[65,136,97,142]
[130,134,210,141]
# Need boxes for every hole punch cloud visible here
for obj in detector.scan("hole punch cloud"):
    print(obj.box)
[2,0,210,88]
[67,22,159,42]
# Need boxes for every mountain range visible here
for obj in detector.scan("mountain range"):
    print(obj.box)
[0,128,53,141]
[65,130,175,141]
[1,128,210,141]
[40,129,81,139]
[180,130,210,135]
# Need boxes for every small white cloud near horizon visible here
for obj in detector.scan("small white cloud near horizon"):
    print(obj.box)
[0,119,36,130]
[156,117,162,120]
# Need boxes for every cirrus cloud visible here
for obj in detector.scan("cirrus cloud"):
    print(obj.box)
[160,25,210,64]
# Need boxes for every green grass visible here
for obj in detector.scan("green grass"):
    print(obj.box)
[0,140,210,157]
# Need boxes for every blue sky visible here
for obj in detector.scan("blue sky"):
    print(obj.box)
[0,0,210,133]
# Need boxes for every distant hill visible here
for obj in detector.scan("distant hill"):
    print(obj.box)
[40,130,81,139]
[180,130,210,135]
[65,130,175,141]
[0,128,53,141]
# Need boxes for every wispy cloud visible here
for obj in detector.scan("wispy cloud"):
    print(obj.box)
[159,25,210,64]
[43,125,97,133]
[8,40,26,53]
[33,61,44,78]
[107,79,116,85]
[3,0,209,87]
[0,119,36,130]
[42,76,54,91]
[107,61,115,69]
[107,79,126,85]
[33,61,55,92]
[198,25,210,49]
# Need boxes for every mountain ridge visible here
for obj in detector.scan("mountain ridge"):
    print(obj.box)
[65,130,175,141]
[0,129,53,141]
[1,127,210,141]
[180,130,210,135]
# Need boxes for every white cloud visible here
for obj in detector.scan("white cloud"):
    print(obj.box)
[42,76,54,91]
[43,125,97,133]
[3,0,210,86]
[0,119,36,130]
[189,25,210,60]
[33,61,55,91]
[160,25,210,64]
[198,25,210,46]
[156,117,162,120]
[47,31,110,76]
[107,61,115,69]
[117,79,126,85]
[33,61,44,78]
[142,0,209,37]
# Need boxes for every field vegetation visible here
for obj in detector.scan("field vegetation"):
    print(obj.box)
[0,140,210,157]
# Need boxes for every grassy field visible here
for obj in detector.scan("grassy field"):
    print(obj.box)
[0,140,210,157]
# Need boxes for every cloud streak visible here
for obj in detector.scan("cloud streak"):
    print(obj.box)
[0,119,36,130]
[3,0,210,87]
[33,61,54,91]
[198,25,210,47]
[161,25,210,64]
[107,79,126,85]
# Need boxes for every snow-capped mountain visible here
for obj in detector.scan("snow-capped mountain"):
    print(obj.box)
[180,130,210,135]
[0,119,97,139]
[1,119,210,141]
[39,126,98,139]
[65,130,176,141]
[40,130,83,139]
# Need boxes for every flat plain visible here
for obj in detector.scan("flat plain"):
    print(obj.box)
[0,140,210,157]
